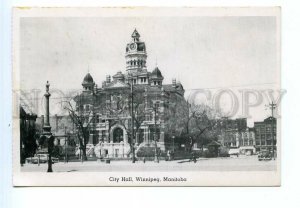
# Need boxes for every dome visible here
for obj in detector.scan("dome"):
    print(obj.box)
[151,67,163,78]
[82,73,94,85]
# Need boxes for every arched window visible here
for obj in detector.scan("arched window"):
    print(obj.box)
[113,127,124,143]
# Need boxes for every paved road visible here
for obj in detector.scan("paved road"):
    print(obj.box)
[21,155,277,172]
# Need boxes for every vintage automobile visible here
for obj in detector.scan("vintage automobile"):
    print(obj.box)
[228,148,239,157]
[258,150,272,161]
[75,144,95,159]
[25,153,59,164]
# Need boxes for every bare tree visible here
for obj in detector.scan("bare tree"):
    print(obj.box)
[187,104,220,152]
[63,99,94,161]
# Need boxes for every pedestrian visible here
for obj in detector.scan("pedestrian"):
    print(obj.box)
[167,150,170,161]
[190,152,197,163]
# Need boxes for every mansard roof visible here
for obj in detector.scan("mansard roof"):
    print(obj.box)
[104,80,130,89]
[112,71,125,79]
[151,67,163,79]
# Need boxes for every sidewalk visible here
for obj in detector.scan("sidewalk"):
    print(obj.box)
[21,155,277,172]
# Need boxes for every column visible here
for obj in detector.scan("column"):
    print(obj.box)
[43,81,51,133]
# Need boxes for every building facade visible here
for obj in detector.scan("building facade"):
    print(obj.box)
[20,102,38,163]
[254,117,277,152]
[217,118,256,154]
[74,29,186,158]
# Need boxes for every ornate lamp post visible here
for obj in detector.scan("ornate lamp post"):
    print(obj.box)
[40,81,54,172]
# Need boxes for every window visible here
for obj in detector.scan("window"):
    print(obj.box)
[96,115,100,123]
[154,102,159,109]
[101,130,106,142]
[140,77,147,83]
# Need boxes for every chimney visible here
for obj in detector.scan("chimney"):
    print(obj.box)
[102,81,106,88]
[106,75,111,83]
[172,79,176,88]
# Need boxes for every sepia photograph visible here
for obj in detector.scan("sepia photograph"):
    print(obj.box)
[12,7,281,186]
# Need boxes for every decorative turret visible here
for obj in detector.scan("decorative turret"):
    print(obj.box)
[106,75,111,83]
[150,66,164,86]
[125,29,147,73]
[82,72,95,91]
[172,79,176,88]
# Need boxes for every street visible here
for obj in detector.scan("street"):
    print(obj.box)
[21,155,277,172]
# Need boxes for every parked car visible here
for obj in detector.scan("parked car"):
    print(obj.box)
[26,154,59,164]
[75,144,95,159]
[228,148,239,157]
[258,150,272,161]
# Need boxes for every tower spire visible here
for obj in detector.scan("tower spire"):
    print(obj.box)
[131,28,140,42]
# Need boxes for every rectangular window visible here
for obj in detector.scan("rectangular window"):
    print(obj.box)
[96,115,100,123]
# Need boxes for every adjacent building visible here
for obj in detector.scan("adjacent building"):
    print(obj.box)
[217,118,256,154]
[254,117,277,152]
[20,101,38,162]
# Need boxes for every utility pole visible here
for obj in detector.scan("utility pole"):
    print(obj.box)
[267,101,277,160]
[64,127,68,163]
[153,104,159,163]
[222,116,229,147]
[130,78,135,163]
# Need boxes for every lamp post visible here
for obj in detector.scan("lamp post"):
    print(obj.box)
[64,127,69,163]
[172,135,175,152]
[153,104,159,163]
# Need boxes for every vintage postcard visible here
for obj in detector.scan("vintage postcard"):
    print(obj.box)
[13,7,282,186]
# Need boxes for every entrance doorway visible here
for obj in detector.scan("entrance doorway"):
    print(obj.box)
[113,127,124,143]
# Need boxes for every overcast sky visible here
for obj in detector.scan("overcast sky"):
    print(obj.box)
[19,16,280,125]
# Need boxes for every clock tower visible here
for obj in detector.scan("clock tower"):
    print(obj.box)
[125,29,147,74]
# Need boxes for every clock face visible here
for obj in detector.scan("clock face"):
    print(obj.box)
[130,43,136,50]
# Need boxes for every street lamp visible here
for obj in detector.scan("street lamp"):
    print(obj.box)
[172,135,175,152]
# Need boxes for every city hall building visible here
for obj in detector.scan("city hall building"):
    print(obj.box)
[74,29,186,158]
